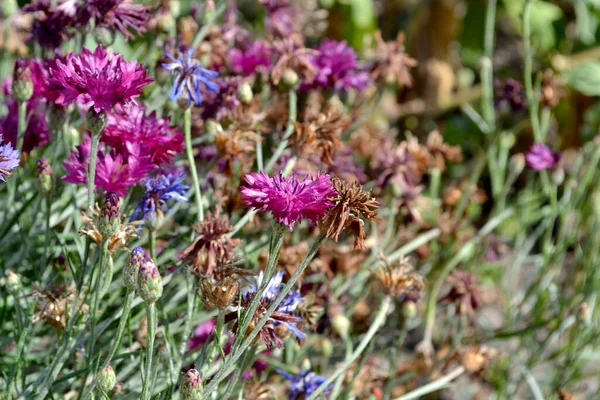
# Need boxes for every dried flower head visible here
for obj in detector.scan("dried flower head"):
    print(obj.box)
[455,345,498,375]
[271,39,318,86]
[199,275,239,310]
[215,126,262,176]
[31,283,76,332]
[79,202,137,254]
[540,69,564,108]
[292,103,350,165]
[241,171,337,230]
[374,257,426,303]
[320,177,379,250]
[370,31,417,87]
[439,270,482,319]
[181,211,240,276]
[426,130,463,171]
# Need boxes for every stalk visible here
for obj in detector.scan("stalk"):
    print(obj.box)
[184,107,204,222]
[141,303,157,400]
[87,133,101,210]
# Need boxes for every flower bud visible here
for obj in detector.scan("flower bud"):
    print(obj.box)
[138,259,163,304]
[87,108,108,135]
[402,301,417,320]
[317,338,333,358]
[331,313,350,338]
[6,271,21,295]
[282,68,299,88]
[12,59,33,102]
[93,25,115,47]
[551,167,565,186]
[36,157,53,198]
[180,369,202,400]
[123,247,144,290]
[156,11,175,33]
[99,192,120,237]
[204,119,222,138]
[97,365,116,393]
[236,82,253,104]
[508,153,525,177]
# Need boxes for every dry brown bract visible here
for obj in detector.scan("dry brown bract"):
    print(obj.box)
[292,102,350,165]
[181,211,240,276]
[199,275,239,310]
[32,283,79,332]
[426,130,463,171]
[455,345,498,376]
[374,256,426,302]
[79,206,138,253]
[270,39,318,85]
[320,177,379,250]
[215,127,262,176]
[371,31,417,87]
[439,269,482,320]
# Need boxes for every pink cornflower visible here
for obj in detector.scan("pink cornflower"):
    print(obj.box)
[46,46,153,112]
[63,135,154,196]
[241,172,336,230]
[229,40,272,76]
[525,143,561,171]
[103,105,183,165]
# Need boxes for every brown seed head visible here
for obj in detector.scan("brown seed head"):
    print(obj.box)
[373,257,426,303]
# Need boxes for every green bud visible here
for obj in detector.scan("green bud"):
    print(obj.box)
[402,301,417,320]
[36,157,53,198]
[204,120,222,138]
[93,25,115,47]
[180,369,202,400]
[138,259,163,304]
[97,365,116,393]
[6,271,21,295]
[508,154,525,177]
[318,338,333,358]
[12,59,33,102]
[157,11,175,33]
[331,314,350,338]
[98,192,120,237]
[87,108,108,135]
[282,68,299,88]
[236,82,253,104]
[123,247,144,290]
[551,167,565,186]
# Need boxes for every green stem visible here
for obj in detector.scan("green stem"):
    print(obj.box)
[149,228,157,261]
[86,241,109,382]
[265,90,297,173]
[176,275,196,373]
[307,296,392,400]
[481,0,497,132]
[6,324,30,398]
[200,234,326,399]
[523,0,542,142]
[99,255,113,300]
[184,107,204,222]
[16,100,26,154]
[141,303,157,400]
[87,133,101,210]
[393,366,465,400]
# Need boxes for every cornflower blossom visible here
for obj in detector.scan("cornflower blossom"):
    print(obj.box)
[46,46,153,112]
[229,40,272,76]
[24,0,79,49]
[63,135,154,196]
[308,40,370,91]
[228,271,306,349]
[130,171,189,223]
[277,369,332,399]
[163,50,219,106]
[241,172,336,230]
[82,0,150,40]
[0,99,50,154]
[0,140,20,182]
[525,143,561,171]
[103,105,183,165]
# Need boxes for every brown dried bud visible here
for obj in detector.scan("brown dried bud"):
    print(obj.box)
[36,157,53,197]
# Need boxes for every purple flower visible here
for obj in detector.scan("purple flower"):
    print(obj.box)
[277,369,331,400]
[47,46,153,112]
[163,50,219,106]
[0,99,50,154]
[261,0,300,38]
[83,0,150,40]
[495,79,526,113]
[200,76,242,120]
[103,105,183,165]
[187,319,217,350]
[229,40,272,76]
[130,171,189,222]
[525,143,561,171]
[24,0,79,49]
[0,140,20,182]
[308,40,370,91]
[241,171,336,230]
[63,135,154,196]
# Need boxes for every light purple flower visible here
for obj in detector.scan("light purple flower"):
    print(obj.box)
[525,143,561,171]
[187,318,217,350]
[229,40,272,76]
[308,40,370,91]
[0,141,20,182]
[84,0,150,40]
[241,171,336,230]
[47,46,153,112]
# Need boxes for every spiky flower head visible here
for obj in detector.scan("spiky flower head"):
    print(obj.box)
[374,257,426,303]
[12,58,34,102]
[123,247,144,290]
[138,258,163,304]
[308,40,370,91]
[46,46,153,112]
[99,192,120,237]
[320,177,379,250]
[36,157,53,197]
[163,49,219,106]
[241,172,337,230]
[0,140,20,182]
[97,365,116,393]
[180,369,203,400]
[79,201,137,254]
[277,369,332,400]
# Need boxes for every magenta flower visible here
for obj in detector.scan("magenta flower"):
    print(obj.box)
[525,143,561,171]
[82,0,150,40]
[63,135,154,196]
[308,40,370,91]
[241,171,336,230]
[0,100,50,154]
[47,46,153,112]
[187,319,217,350]
[103,105,183,165]
[229,40,272,76]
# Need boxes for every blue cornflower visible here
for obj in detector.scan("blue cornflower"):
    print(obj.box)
[163,49,219,106]
[0,140,20,182]
[131,171,189,224]
[277,369,332,400]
